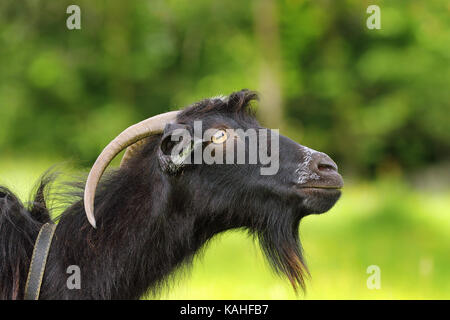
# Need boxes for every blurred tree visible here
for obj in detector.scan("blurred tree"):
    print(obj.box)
[279,0,450,177]
[254,0,283,128]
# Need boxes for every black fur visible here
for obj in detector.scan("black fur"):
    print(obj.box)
[0,90,342,299]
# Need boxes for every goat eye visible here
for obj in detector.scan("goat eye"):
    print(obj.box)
[211,130,228,144]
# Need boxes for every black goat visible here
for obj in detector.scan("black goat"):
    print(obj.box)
[0,90,343,299]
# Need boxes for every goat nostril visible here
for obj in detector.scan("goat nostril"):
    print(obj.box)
[309,152,339,174]
[318,163,336,172]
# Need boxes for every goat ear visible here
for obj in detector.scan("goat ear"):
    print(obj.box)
[158,123,194,174]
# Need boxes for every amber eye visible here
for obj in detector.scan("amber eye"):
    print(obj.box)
[211,129,228,144]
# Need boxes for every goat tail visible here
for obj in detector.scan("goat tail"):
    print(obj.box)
[0,174,53,300]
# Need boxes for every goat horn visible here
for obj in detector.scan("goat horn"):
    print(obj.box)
[119,138,149,168]
[84,110,179,228]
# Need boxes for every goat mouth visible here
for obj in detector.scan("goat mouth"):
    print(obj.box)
[293,185,342,200]
[295,185,343,193]
[292,185,342,215]
[299,186,342,190]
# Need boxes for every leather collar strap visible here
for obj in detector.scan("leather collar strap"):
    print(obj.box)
[24,222,57,300]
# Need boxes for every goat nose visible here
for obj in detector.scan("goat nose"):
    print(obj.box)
[311,152,338,174]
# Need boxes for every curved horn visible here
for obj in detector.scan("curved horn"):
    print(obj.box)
[120,137,149,168]
[84,110,179,228]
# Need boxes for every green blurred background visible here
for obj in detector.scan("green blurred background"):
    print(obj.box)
[0,0,449,299]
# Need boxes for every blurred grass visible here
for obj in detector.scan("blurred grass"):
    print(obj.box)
[1,158,449,299]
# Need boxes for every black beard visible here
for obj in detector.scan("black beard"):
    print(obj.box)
[256,213,309,292]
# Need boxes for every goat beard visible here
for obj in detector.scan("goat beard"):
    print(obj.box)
[256,215,309,293]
